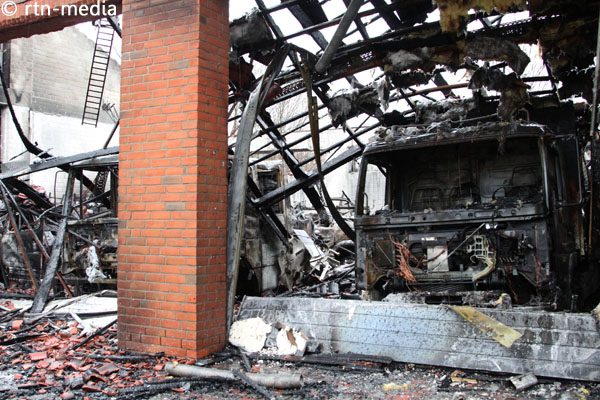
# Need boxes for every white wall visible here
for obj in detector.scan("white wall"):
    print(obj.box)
[1,107,118,201]
[1,106,31,169]
[29,112,118,201]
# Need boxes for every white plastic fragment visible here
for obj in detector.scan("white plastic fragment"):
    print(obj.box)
[509,373,538,392]
[85,246,106,283]
[229,317,272,353]
[276,326,308,356]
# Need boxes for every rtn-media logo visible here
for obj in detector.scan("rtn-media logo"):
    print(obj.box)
[1,1,117,17]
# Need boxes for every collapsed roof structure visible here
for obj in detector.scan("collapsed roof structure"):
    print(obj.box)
[226,0,600,303]
[228,0,599,219]
[224,1,600,381]
[1,0,599,318]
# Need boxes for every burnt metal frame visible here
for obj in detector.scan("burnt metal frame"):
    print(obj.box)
[228,3,563,209]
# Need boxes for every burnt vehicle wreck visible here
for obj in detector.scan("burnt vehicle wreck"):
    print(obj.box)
[355,101,598,310]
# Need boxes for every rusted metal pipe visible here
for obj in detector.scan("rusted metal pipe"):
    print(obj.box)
[165,363,303,389]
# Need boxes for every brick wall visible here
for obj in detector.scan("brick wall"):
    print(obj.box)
[118,0,229,358]
[8,26,120,120]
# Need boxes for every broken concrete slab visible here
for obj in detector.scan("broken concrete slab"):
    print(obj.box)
[510,372,539,391]
[43,293,117,316]
[229,317,272,353]
[238,296,600,382]
[276,326,308,357]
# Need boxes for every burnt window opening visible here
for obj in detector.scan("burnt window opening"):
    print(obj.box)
[552,136,583,207]
[361,137,544,215]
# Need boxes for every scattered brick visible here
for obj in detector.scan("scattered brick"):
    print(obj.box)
[96,363,120,376]
[29,352,48,361]
[11,319,23,330]
[82,383,102,392]
[60,392,75,400]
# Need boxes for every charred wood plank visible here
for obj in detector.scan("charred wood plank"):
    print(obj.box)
[299,63,356,240]
[247,177,290,244]
[248,353,388,372]
[256,112,326,215]
[254,145,363,209]
[370,0,402,30]
[0,147,119,181]
[0,333,43,346]
[3,178,53,210]
[75,352,161,362]
[227,45,291,330]
[343,0,370,40]
[72,317,117,350]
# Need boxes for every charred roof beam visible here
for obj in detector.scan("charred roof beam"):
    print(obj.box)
[370,0,402,30]
[256,112,327,214]
[294,122,379,169]
[255,0,330,16]
[343,0,370,40]
[246,177,290,244]
[255,0,284,40]
[281,2,397,42]
[248,105,329,159]
[254,145,364,209]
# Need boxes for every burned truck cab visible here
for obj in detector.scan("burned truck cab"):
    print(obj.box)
[355,121,589,309]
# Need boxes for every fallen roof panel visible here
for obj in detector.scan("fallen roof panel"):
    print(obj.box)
[0,147,119,180]
[238,296,600,381]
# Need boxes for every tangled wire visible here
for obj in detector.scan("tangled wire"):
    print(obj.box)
[391,239,417,283]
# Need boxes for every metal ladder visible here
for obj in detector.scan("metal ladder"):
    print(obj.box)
[82,19,114,127]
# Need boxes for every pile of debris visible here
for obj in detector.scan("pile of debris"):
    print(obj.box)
[0,147,120,310]
[0,293,307,399]
[277,229,357,298]
[0,294,168,398]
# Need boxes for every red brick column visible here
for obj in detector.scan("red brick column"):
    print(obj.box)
[118,0,229,358]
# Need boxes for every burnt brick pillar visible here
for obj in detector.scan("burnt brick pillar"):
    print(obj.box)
[118,0,229,358]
